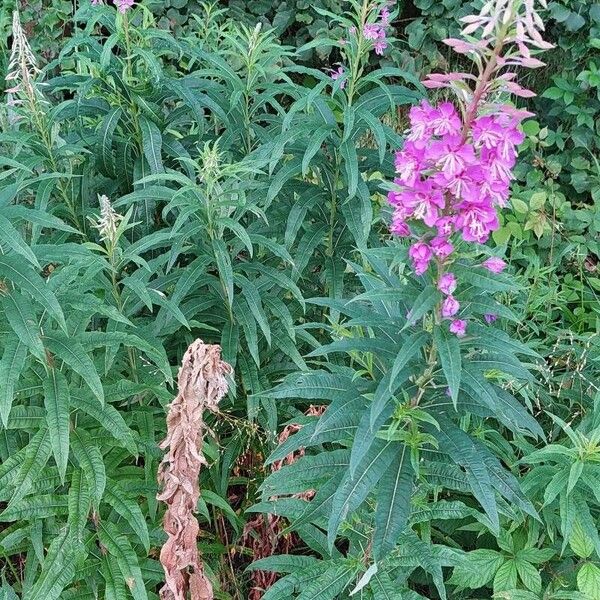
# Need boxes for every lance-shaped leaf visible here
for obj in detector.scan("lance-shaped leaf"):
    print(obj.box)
[434,325,461,407]
[44,333,104,404]
[0,335,28,427]
[43,369,70,481]
[374,444,414,560]
[0,255,66,332]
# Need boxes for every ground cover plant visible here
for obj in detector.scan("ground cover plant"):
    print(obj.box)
[0,0,599,599]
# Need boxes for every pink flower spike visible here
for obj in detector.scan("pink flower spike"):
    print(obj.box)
[484,313,497,323]
[450,319,467,337]
[482,257,507,273]
[441,295,460,318]
[438,273,457,295]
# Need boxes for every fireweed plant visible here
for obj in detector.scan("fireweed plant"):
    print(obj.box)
[1,0,599,599]
[254,1,565,599]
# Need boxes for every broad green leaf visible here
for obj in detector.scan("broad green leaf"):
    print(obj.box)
[494,559,518,592]
[578,562,600,600]
[515,559,541,594]
[450,549,504,589]
[43,369,70,481]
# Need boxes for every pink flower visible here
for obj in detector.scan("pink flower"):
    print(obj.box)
[409,242,433,275]
[431,237,453,260]
[394,144,424,186]
[390,213,411,237]
[455,201,499,243]
[330,66,346,89]
[374,39,388,55]
[482,257,507,273]
[400,180,445,227]
[438,273,457,295]
[450,319,467,337]
[435,216,454,237]
[363,23,383,40]
[441,295,460,318]
[430,102,462,136]
[484,313,497,323]
[407,101,436,146]
[430,137,476,179]
[114,0,134,12]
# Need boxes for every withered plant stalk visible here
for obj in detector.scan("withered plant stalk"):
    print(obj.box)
[157,340,232,600]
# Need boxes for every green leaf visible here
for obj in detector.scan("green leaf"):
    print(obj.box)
[8,428,52,507]
[374,444,413,560]
[139,116,164,174]
[0,255,66,332]
[68,469,91,540]
[403,285,440,330]
[99,107,122,177]
[578,562,600,600]
[97,521,148,600]
[450,549,504,589]
[328,440,397,548]
[296,562,358,600]
[2,292,45,360]
[43,369,70,481]
[71,429,106,507]
[212,238,234,307]
[0,494,68,521]
[0,213,40,268]
[434,326,461,406]
[104,479,150,553]
[70,393,137,455]
[431,419,499,533]
[44,333,104,404]
[494,560,518,592]
[25,529,83,600]
[102,555,128,600]
[515,559,541,594]
[0,335,28,426]
[389,331,428,391]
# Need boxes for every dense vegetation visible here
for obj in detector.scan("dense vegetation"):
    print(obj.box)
[0,0,599,599]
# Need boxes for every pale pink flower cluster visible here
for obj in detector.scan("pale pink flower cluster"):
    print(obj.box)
[363,3,391,55]
[387,0,550,336]
[114,0,134,12]
[329,2,393,88]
